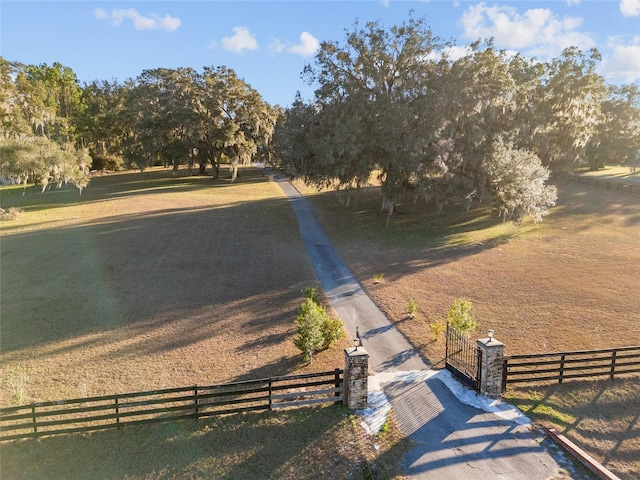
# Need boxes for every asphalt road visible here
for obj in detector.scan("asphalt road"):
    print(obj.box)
[272,172,581,480]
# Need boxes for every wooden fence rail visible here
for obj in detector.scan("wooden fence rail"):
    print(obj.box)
[0,369,343,441]
[502,346,640,390]
[570,175,640,194]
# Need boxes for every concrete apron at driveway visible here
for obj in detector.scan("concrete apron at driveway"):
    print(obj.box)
[273,175,563,479]
[385,372,563,479]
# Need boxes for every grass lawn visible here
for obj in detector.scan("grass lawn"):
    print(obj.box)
[2,165,638,478]
[1,167,410,479]
[575,164,640,184]
[1,167,351,405]
[297,177,640,479]
[0,403,410,479]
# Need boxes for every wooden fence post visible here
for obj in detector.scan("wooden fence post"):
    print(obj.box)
[501,357,509,392]
[610,351,617,381]
[115,398,120,427]
[334,368,341,403]
[32,405,37,435]
[559,354,566,384]
[194,386,199,419]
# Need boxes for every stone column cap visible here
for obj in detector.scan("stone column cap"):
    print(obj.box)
[477,337,504,348]
[345,347,369,357]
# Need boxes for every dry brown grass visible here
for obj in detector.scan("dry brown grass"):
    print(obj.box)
[505,378,640,479]
[0,167,350,407]
[2,167,411,479]
[298,180,640,358]
[2,165,638,478]
[0,406,384,479]
[297,177,640,479]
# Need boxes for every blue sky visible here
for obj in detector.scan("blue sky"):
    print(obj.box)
[1,1,639,107]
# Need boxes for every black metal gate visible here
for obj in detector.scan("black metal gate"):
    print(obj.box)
[445,324,482,391]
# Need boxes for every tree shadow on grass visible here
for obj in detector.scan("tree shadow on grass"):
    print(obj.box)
[0,194,309,355]
[0,169,323,406]
[304,180,640,283]
[505,377,640,478]
[229,355,304,383]
[0,166,269,212]
[0,405,357,480]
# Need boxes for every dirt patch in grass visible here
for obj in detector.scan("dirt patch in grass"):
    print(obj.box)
[297,178,640,479]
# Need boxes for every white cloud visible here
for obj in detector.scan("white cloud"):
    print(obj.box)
[287,32,320,57]
[459,3,594,58]
[620,0,640,16]
[600,36,640,83]
[566,0,581,5]
[268,37,286,55]
[221,27,259,53]
[94,8,108,20]
[94,8,180,31]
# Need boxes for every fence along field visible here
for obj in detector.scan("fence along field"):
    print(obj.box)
[0,370,343,441]
[569,175,640,194]
[502,345,640,389]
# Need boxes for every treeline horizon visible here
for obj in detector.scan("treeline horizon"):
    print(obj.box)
[1,14,638,223]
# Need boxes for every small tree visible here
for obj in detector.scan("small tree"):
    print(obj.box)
[447,298,477,334]
[293,299,325,363]
[430,320,446,341]
[406,299,418,319]
[302,285,322,305]
[483,138,557,224]
[293,298,345,363]
[321,317,345,349]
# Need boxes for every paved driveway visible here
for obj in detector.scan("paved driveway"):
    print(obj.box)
[271,172,582,479]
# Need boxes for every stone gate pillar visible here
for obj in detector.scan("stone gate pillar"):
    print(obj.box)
[344,346,369,409]
[477,332,505,399]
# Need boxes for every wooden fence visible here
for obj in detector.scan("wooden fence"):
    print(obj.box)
[502,346,640,390]
[570,175,640,194]
[0,369,343,441]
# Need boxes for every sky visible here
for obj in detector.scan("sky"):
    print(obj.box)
[1,1,639,107]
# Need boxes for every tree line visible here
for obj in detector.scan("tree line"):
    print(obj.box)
[0,59,278,193]
[1,14,638,223]
[273,16,640,223]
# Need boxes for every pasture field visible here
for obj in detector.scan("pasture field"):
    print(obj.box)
[0,404,409,480]
[1,167,412,479]
[1,165,638,478]
[0,167,351,406]
[297,174,640,479]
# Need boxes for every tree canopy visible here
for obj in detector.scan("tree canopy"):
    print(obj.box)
[0,58,89,193]
[1,14,637,222]
[0,59,277,190]
[273,15,639,224]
